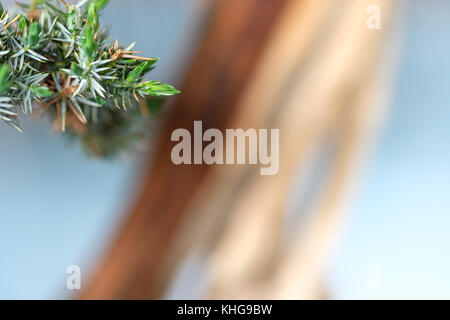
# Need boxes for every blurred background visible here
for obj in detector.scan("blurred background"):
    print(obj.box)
[0,0,449,300]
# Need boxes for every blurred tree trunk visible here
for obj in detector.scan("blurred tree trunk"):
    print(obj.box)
[83,0,399,300]
[197,0,397,299]
[82,0,290,299]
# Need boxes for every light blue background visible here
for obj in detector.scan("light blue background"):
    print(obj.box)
[330,0,450,299]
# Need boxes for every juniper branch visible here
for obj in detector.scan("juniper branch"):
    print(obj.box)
[0,0,179,156]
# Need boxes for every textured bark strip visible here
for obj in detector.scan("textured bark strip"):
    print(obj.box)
[82,0,290,299]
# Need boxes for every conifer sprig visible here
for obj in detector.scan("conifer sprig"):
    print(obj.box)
[0,0,179,156]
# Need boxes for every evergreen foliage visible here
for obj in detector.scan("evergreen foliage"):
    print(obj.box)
[0,0,179,156]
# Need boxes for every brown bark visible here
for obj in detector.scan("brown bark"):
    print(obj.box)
[82,0,290,299]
